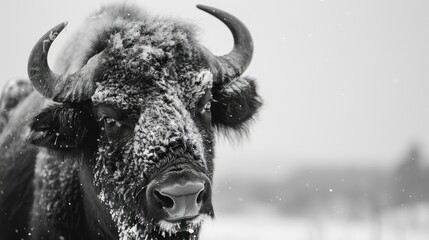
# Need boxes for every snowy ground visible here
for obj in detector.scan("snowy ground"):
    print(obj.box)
[199,213,429,240]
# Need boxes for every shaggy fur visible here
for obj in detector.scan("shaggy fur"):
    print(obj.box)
[0,3,261,240]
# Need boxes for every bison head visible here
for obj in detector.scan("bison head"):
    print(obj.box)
[26,5,261,240]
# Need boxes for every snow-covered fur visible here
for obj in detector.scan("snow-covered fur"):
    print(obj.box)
[0,3,261,240]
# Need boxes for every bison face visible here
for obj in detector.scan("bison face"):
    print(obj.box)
[89,69,216,238]
[25,5,261,240]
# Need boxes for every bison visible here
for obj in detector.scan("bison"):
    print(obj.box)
[0,3,261,240]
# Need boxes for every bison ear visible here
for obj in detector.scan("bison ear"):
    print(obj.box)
[25,102,98,154]
[211,76,262,133]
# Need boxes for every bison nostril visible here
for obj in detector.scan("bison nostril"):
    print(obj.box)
[196,189,205,204]
[154,190,174,209]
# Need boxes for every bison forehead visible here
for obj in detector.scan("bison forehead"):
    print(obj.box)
[95,20,206,86]
[91,69,213,117]
[90,20,213,116]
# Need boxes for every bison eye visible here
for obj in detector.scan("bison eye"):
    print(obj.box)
[104,117,121,128]
[99,116,125,140]
[202,101,212,114]
[95,105,134,142]
[196,90,213,125]
[199,100,212,125]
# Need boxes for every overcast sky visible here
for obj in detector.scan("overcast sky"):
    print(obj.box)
[1,0,428,176]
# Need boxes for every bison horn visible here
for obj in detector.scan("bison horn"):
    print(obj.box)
[197,5,254,82]
[27,22,103,103]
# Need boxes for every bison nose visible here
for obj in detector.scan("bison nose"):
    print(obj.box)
[154,181,205,220]
[145,170,213,222]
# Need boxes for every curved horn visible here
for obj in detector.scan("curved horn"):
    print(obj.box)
[27,22,103,102]
[197,5,253,81]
